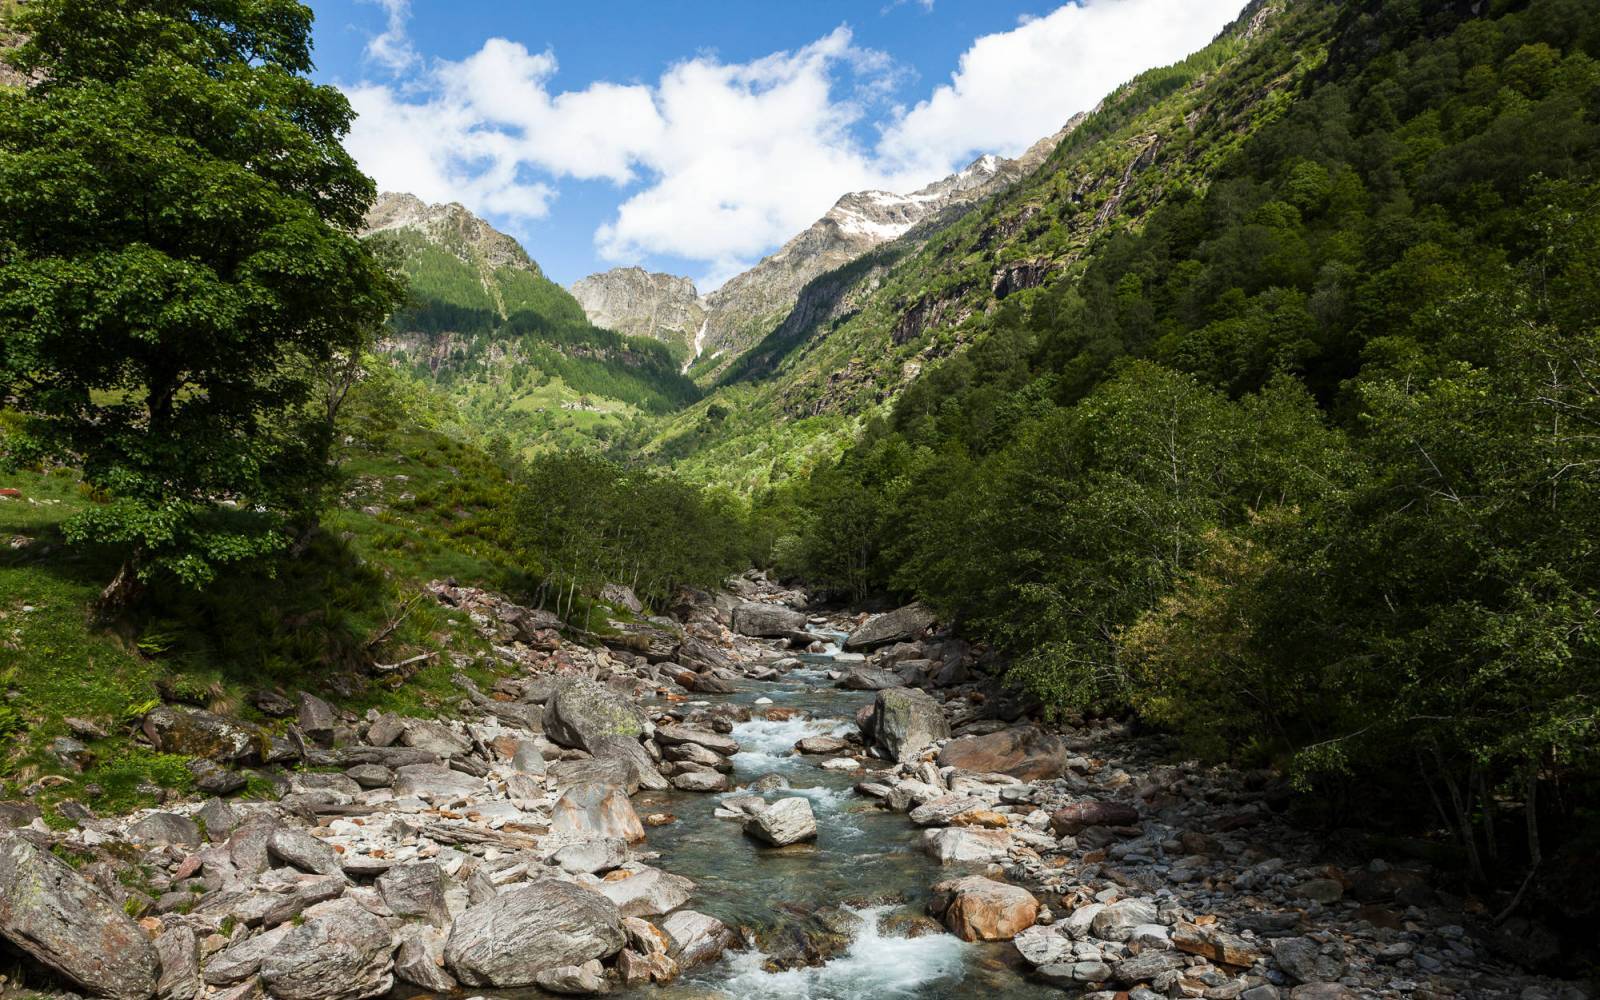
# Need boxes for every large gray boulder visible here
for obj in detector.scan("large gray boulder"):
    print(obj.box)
[153,925,202,1000]
[542,678,651,753]
[0,831,159,1000]
[551,783,646,843]
[731,602,806,638]
[445,880,626,987]
[835,666,905,691]
[742,797,817,847]
[589,734,669,791]
[659,910,738,969]
[843,603,937,651]
[393,925,456,992]
[870,688,950,761]
[259,898,394,1000]
[377,862,449,927]
[267,827,345,878]
[674,636,734,673]
[596,866,694,918]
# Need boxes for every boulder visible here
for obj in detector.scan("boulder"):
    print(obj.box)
[601,582,644,614]
[445,880,626,987]
[344,764,393,788]
[937,726,1073,781]
[153,924,202,1000]
[127,812,202,847]
[551,838,628,875]
[393,925,455,992]
[377,862,449,927]
[659,910,738,969]
[835,667,906,691]
[589,734,669,791]
[542,678,651,753]
[534,960,607,995]
[931,875,1039,941]
[1013,923,1073,966]
[549,755,635,793]
[742,797,817,847]
[922,827,1011,865]
[188,759,247,795]
[295,693,337,745]
[259,898,394,1000]
[675,637,734,673]
[670,770,728,792]
[1049,800,1140,835]
[731,602,807,638]
[551,783,646,843]
[267,827,345,878]
[1272,936,1348,984]
[1173,922,1263,967]
[204,924,292,985]
[1090,898,1158,942]
[597,866,695,918]
[142,705,258,762]
[654,724,739,757]
[0,830,159,1000]
[843,603,937,651]
[392,763,481,800]
[870,688,950,761]
[794,735,849,755]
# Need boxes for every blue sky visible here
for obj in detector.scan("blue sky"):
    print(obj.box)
[306,0,1245,289]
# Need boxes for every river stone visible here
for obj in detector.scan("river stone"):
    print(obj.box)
[154,924,202,1000]
[731,602,807,637]
[922,827,1011,865]
[0,830,159,1000]
[268,827,346,878]
[551,837,628,875]
[908,795,989,827]
[843,603,937,651]
[534,959,606,995]
[937,725,1073,780]
[742,797,817,847]
[931,875,1039,941]
[1172,922,1263,967]
[444,880,626,987]
[675,636,733,673]
[871,688,950,761]
[259,898,394,1000]
[590,734,670,791]
[1090,898,1159,942]
[661,739,728,770]
[205,924,292,985]
[653,724,739,756]
[392,762,481,800]
[660,910,738,969]
[378,862,449,926]
[597,866,695,918]
[795,735,848,755]
[393,925,455,992]
[1013,923,1073,966]
[836,666,906,691]
[671,770,729,792]
[542,678,651,752]
[142,705,259,762]
[127,811,202,847]
[1049,800,1140,835]
[551,783,646,843]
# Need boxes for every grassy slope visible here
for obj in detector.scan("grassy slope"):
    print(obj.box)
[638,0,1325,493]
[0,410,529,819]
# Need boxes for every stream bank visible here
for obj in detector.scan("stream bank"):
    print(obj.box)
[0,574,1587,1000]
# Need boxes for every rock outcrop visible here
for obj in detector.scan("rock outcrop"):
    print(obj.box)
[444,880,626,987]
[570,267,707,357]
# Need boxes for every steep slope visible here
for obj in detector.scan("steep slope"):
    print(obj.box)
[569,267,708,361]
[361,194,700,454]
[638,0,1293,490]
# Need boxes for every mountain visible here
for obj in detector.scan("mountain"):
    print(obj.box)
[569,267,708,362]
[360,193,700,454]
[571,122,1078,384]
[636,2,1292,489]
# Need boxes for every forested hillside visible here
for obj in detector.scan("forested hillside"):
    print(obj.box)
[365,195,701,456]
[770,0,1599,899]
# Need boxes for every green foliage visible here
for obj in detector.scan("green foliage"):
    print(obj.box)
[515,452,751,615]
[0,0,402,590]
[770,0,1600,871]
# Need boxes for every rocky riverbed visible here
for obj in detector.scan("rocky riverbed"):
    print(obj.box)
[0,574,1588,1000]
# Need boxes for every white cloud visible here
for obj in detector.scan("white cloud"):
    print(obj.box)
[359,0,418,74]
[879,0,1245,174]
[340,0,1245,287]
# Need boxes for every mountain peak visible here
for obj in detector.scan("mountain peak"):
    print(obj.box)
[362,192,539,276]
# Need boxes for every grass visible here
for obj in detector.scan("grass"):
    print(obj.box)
[0,408,535,816]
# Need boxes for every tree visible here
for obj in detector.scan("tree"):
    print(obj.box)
[0,0,402,598]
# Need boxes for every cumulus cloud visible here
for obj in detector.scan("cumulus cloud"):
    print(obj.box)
[359,0,418,74]
[879,0,1245,174]
[341,0,1245,286]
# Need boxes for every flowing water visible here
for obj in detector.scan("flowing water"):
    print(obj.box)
[615,647,1061,1000]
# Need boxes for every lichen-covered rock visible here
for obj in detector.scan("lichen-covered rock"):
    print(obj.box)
[0,830,159,1000]
[870,688,950,760]
[542,678,651,752]
[445,880,626,987]
[142,705,259,762]
[259,898,394,1000]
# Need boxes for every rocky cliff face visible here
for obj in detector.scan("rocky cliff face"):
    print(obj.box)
[362,192,539,278]
[569,268,707,358]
